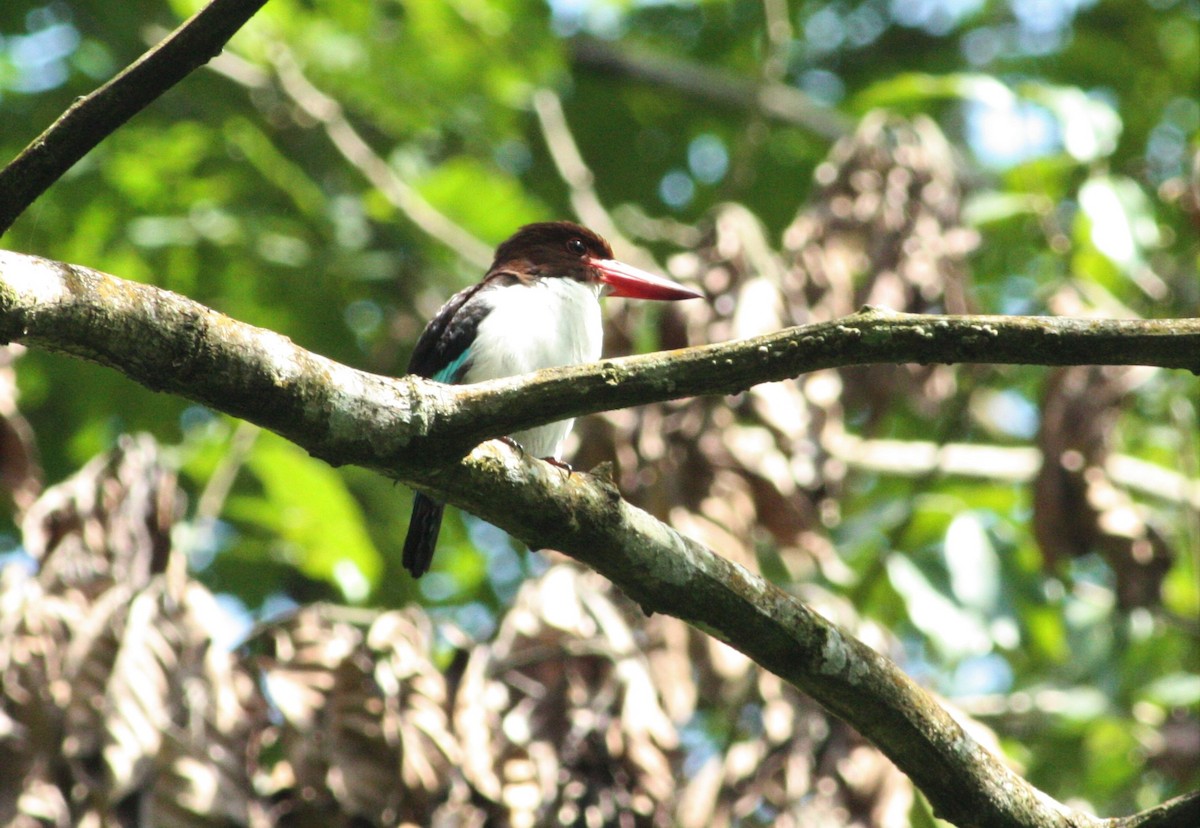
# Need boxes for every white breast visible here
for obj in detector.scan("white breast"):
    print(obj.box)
[463,277,603,459]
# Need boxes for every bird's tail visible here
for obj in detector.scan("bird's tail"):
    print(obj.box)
[403,493,444,578]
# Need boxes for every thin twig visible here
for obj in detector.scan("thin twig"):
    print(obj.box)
[531,88,663,279]
[829,434,1200,509]
[266,46,494,269]
[759,0,794,84]
[531,89,623,244]
[207,44,494,270]
[195,420,260,524]
[570,37,853,141]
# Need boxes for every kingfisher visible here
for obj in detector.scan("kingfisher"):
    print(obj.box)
[402,221,703,577]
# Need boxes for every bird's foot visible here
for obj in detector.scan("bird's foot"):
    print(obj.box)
[499,435,525,454]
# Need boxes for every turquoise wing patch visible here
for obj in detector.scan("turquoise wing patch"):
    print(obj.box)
[434,348,471,384]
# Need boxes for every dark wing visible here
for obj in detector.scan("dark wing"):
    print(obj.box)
[402,272,517,578]
[407,272,520,382]
[406,281,487,381]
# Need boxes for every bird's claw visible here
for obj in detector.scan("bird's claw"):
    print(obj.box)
[543,457,574,477]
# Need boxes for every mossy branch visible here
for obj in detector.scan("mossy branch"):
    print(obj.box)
[2,249,1199,828]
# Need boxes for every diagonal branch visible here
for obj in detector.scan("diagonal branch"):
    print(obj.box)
[2,249,1198,827]
[445,438,1095,828]
[0,0,270,238]
[203,43,495,269]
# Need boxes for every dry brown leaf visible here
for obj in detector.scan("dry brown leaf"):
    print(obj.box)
[1033,365,1173,608]
[454,565,677,827]
[785,112,976,426]
[1,435,262,826]
[257,605,457,825]
[22,433,177,599]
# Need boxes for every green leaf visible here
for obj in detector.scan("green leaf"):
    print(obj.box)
[1076,174,1161,272]
[228,432,382,601]
[943,513,1000,613]
[886,553,991,660]
[852,72,1016,111]
[417,156,549,240]
[1140,673,1200,708]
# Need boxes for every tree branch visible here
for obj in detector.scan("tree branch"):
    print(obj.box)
[1109,791,1200,828]
[443,439,1098,828]
[532,88,626,246]
[1,249,1197,473]
[202,45,494,269]
[443,312,1199,455]
[0,0,270,237]
[530,87,669,281]
[570,36,854,141]
[263,46,495,270]
[2,249,1198,826]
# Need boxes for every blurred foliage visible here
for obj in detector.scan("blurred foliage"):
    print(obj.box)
[1,0,1198,821]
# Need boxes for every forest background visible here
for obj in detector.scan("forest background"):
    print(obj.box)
[0,0,1197,825]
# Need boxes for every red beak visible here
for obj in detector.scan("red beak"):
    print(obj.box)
[591,257,703,301]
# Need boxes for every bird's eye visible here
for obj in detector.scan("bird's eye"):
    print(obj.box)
[567,238,587,256]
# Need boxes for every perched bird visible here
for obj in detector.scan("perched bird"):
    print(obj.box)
[402,221,702,577]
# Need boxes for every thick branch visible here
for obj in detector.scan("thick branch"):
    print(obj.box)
[446,440,1093,828]
[1108,791,1200,828]
[2,250,1198,474]
[0,0,269,237]
[0,251,423,475]
[444,311,1200,453]
[2,250,1195,826]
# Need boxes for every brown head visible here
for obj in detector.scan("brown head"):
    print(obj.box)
[489,221,703,300]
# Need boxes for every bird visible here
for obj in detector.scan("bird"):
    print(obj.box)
[402,221,703,578]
